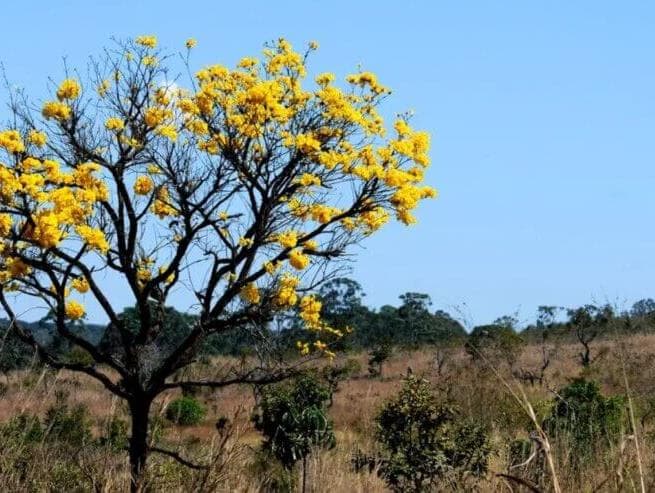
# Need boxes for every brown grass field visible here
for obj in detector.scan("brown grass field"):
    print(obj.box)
[2,333,655,491]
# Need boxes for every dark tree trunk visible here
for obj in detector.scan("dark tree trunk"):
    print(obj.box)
[128,395,153,493]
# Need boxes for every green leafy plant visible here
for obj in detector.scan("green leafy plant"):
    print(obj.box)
[543,378,625,467]
[368,341,392,377]
[43,401,93,446]
[253,374,336,471]
[375,376,492,492]
[165,396,206,426]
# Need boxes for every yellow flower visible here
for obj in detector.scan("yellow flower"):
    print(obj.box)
[65,300,85,320]
[42,101,71,121]
[289,249,310,270]
[277,230,298,249]
[76,225,109,253]
[151,187,177,218]
[185,38,197,49]
[56,79,81,101]
[97,79,111,97]
[5,257,31,278]
[133,175,154,195]
[239,237,254,247]
[295,173,321,187]
[0,130,25,153]
[274,273,300,307]
[28,130,47,147]
[71,277,90,293]
[105,117,125,132]
[0,214,12,236]
[142,55,158,67]
[240,282,260,304]
[155,125,177,141]
[135,35,157,48]
[299,295,322,328]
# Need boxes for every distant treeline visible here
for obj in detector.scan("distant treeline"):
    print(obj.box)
[2,277,655,371]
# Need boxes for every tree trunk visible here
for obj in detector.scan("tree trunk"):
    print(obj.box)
[128,396,153,493]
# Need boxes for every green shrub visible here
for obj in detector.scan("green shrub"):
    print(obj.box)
[43,401,93,446]
[375,376,492,492]
[252,374,336,470]
[165,396,206,426]
[98,416,129,450]
[368,342,392,377]
[1,413,44,443]
[543,378,625,467]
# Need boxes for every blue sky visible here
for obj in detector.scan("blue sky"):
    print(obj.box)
[1,1,654,326]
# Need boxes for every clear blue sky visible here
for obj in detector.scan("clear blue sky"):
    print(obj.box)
[1,1,654,326]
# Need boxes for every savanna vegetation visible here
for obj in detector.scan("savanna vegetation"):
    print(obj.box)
[0,34,653,493]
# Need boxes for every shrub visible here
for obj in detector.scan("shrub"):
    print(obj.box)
[368,342,392,377]
[99,416,129,450]
[1,413,44,444]
[43,401,93,446]
[165,396,206,426]
[543,378,625,467]
[465,324,524,368]
[375,376,492,492]
[252,374,336,471]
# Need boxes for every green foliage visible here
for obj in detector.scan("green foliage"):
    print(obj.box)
[368,341,392,377]
[1,413,44,443]
[165,396,206,426]
[0,325,37,372]
[321,358,362,404]
[375,376,491,492]
[65,345,94,366]
[566,304,614,366]
[543,378,625,466]
[43,400,93,446]
[99,416,129,450]
[253,374,336,470]
[465,322,524,367]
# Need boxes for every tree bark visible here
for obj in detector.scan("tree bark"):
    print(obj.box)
[128,395,153,493]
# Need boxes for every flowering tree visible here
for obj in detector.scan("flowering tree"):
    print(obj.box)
[0,35,435,490]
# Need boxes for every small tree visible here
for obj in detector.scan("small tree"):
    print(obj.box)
[513,306,559,386]
[465,321,524,369]
[567,304,613,366]
[368,341,392,377]
[543,378,624,469]
[253,374,335,491]
[0,35,435,490]
[375,376,491,492]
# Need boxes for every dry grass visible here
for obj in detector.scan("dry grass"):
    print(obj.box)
[2,333,655,491]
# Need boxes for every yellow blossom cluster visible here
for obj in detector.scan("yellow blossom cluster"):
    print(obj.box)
[56,79,81,101]
[0,130,25,153]
[240,282,260,304]
[135,35,157,48]
[273,273,300,307]
[276,230,298,249]
[133,175,154,195]
[0,124,110,283]
[71,277,89,293]
[151,187,177,218]
[65,300,85,320]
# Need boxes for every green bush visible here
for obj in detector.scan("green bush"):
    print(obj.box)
[43,401,93,446]
[1,413,44,443]
[165,396,206,426]
[375,376,492,492]
[253,374,336,470]
[98,416,129,450]
[543,378,625,467]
